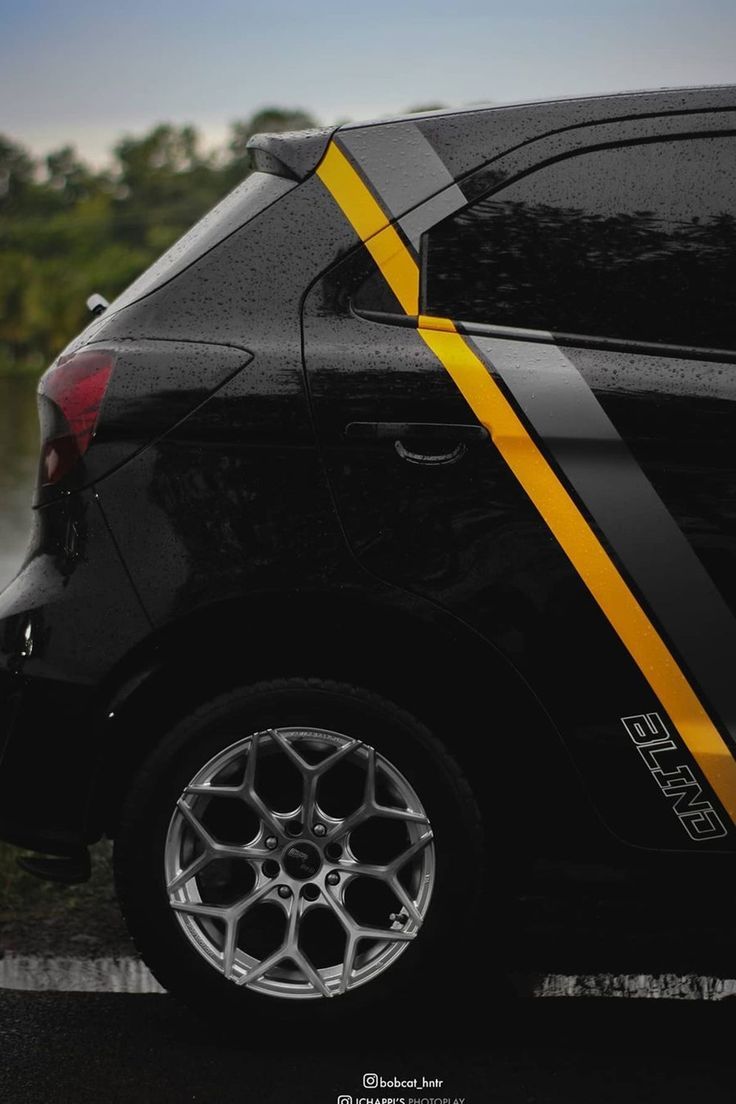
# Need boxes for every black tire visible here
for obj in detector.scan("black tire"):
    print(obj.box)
[114,678,484,1025]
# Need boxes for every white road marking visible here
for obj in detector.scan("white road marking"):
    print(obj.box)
[2,954,736,1000]
[0,954,164,993]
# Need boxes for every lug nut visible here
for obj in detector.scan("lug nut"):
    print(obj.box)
[265,836,278,850]
[313,823,326,837]
[389,912,407,924]
[326,871,340,886]
[277,885,292,899]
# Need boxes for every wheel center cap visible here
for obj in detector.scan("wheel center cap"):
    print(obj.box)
[283,841,322,880]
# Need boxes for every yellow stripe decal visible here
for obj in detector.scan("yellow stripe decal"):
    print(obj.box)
[317,139,736,825]
[317,142,419,315]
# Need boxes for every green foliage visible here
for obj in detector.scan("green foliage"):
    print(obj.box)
[0,108,318,375]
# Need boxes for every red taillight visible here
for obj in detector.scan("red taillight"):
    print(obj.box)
[38,349,114,485]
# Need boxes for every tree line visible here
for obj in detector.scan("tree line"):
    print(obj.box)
[0,108,318,375]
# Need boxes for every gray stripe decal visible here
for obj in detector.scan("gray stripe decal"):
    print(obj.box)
[339,123,466,250]
[472,334,736,745]
[399,188,467,251]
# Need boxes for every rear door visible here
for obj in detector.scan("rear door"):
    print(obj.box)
[303,112,736,851]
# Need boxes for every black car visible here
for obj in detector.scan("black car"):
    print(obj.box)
[2,85,736,1018]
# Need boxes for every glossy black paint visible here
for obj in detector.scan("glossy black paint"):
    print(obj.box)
[2,87,736,865]
[0,491,149,850]
[304,248,708,851]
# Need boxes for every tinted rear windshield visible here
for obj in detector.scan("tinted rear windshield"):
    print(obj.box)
[105,171,295,315]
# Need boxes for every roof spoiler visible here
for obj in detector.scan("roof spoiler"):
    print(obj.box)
[246,127,337,182]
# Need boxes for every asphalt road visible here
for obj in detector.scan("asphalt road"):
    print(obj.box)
[1,988,736,1104]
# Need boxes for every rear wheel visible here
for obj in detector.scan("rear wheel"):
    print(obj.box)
[114,678,484,1020]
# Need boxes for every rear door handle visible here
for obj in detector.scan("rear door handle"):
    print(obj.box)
[344,421,490,465]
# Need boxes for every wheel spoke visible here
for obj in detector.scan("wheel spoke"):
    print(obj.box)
[237,733,284,837]
[184,783,242,798]
[373,806,430,825]
[329,805,366,839]
[243,731,260,790]
[328,746,430,839]
[227,844,273,862]
[322,887,417,946]
[388,830,434,874]
[335,860,391,880]
[235,946,283,987]
[294,950,333,998]
[269,729,319,823]
[170,899,227,920]
[335,835,432,926]
[222,918,238,980]
[302,775,319,831]
[234,892,332,997]
[269,731,360,827]
[320,884,361,938]
[284,887,301,943]
[389,876,423,926]
[315,739,361,775]
[175,798,217,850]
[268,728,310,770]
[360,924,416,944]
[232,878,278,920]
[174,798,270,864]
[167,850,212,893]
[285,895,332,996]
[243,792,283,838]
[340,934,359,994]
[364,745,377,805]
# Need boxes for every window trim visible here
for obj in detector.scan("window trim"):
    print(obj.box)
[352,306,736,364]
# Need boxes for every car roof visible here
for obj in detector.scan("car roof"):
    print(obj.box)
[336,84,736,185]
[339,84,736,129]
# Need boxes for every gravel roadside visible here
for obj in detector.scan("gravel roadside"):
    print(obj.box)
[0,840,134,959]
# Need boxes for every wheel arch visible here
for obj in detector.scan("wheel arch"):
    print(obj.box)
[88,586,601,849]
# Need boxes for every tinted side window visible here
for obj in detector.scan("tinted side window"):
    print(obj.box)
[423,137,736,351]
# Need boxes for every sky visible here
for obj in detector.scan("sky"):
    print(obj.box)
[2,0,736,165]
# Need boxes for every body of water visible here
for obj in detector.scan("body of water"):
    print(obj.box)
[0,377,39,591]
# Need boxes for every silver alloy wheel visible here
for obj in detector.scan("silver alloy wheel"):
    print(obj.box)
[164,727,435,999]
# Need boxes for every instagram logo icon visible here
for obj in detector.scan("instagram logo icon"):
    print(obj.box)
[363,1074,379,1088]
